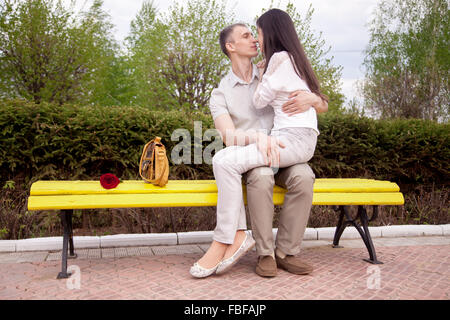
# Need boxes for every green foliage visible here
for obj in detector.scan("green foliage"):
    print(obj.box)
[0,99,214,184]
[126,0,344,113]
[124,1,168,108]
[1,100,448,188]
[0,0,118,105]
[361,0,449,121]
[126,0,232,112]
[314,112,450,185]
[0,100,448,239]
[0,0,345,112]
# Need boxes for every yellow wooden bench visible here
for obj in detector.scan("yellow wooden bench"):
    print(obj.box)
[28,178,404,279]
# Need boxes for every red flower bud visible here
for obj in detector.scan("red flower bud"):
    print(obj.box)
[100,173,120,189]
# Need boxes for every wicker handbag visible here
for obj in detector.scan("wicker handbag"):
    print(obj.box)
[139,136,169,187]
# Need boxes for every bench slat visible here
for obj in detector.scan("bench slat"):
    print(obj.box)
[30,179,400,195]
[27,192,404,210]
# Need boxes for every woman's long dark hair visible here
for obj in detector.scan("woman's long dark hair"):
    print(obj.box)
[256,9,328,103]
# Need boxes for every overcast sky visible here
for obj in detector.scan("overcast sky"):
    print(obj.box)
[71,0,381,103]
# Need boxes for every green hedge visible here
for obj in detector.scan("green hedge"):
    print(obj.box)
[313,112,449,187]
[1,99,449,187]
[0,99,214,183]
[0,99,448,239]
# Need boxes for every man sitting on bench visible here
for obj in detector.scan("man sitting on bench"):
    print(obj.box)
[195,23,328,278]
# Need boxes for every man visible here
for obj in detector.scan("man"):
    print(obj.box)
[208,23,328,277]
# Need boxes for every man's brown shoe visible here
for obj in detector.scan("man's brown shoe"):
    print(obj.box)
[275,255,313,275]
[255,255,277,277]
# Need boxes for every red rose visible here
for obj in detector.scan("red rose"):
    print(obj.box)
[100,173,120,189]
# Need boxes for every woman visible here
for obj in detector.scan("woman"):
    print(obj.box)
[190,8,328,278]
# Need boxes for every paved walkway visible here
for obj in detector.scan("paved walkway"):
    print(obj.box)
[0,236,449,300]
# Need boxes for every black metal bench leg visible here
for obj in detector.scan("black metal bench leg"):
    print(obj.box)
[357,206,382,265]
[67,211,77,259]
[331,205,383,265]
[332,206,347,248]
[57,210,77,279]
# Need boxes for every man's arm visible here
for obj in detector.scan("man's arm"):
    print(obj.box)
[209,84,284,166]
[214,114,262,147]
[282,90,328,115]
[210,85,269,147]
[214,114,285,167]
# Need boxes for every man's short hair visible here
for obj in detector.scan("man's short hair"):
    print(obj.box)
[219,23,247,58]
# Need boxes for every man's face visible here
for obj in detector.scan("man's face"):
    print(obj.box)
[227,26,258,58]
[257,27,264,55]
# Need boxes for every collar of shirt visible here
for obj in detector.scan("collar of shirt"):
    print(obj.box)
[228,63,259,87]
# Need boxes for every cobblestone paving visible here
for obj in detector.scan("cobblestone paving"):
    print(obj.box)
[0,237,449,300]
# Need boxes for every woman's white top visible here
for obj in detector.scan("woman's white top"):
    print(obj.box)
[252,51,319,134]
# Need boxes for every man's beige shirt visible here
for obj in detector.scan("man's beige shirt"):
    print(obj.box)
[209,64,275,133]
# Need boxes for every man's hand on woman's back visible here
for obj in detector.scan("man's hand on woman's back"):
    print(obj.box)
[282,90,328,115]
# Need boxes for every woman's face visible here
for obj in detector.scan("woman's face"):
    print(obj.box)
[257,27,264,55]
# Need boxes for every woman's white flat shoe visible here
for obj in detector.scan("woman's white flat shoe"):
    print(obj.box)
[190,261,221,278]
[216,231,256,275]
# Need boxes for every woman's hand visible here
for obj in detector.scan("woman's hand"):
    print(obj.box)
[256,59,266,69]
[282,90,326,116]
[255,132,285,167]
[256,59,266,79]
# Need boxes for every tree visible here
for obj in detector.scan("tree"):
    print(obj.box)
[125,0,170,108]
[75,0,124,106]
[361,0,449,121]
[88,54,136,106]
[0,0,117,105]
[126,0,233,113]
[254,2,345,112]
